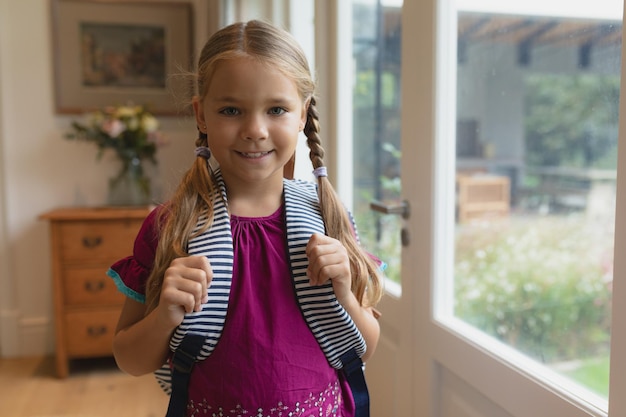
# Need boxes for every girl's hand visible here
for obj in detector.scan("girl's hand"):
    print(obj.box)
[156,255,212,328]
[305,233,352,303]
[305,233,381,362]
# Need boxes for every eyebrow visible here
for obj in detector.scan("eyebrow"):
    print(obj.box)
[211,95,298,105]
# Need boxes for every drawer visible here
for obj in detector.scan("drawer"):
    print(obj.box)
[64,308,121,357]
[64,267,125,306]
[58,219,143,263]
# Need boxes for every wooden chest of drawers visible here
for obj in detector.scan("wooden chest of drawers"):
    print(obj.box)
[40,207,150,377]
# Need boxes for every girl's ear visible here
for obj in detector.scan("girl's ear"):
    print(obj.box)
[300,97,311,130]
[192,96,206,132]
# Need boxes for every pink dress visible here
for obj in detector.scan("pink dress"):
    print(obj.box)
[110,206,355,417]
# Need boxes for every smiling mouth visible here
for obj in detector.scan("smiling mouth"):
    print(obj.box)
[239,151,272,158]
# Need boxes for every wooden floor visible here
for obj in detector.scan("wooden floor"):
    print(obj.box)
[0,356,169,417]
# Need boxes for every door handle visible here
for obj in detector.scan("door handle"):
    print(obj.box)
[370,200,411,246]
[370,200,410,219]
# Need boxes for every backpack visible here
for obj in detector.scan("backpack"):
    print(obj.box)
[159,170,371,417]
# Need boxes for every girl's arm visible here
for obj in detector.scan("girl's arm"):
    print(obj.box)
[305,233,380,362]
[113,255,212,376]
[335,292,380,362]
[113,297,176,375]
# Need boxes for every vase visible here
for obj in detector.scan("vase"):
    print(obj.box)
[107,157,151,206]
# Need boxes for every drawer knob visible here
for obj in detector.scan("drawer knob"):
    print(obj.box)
[82,236,102,248]
[86,325,108,337]
[84,280,105,293]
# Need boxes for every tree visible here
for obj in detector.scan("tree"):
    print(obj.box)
[525,74,619,169]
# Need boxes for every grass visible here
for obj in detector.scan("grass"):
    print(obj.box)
[560,356,610,397]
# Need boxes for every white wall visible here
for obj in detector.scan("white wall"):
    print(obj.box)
[0,0,219,357]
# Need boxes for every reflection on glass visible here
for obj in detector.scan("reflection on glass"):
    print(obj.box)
[352,0,403,284]
[454,11,620,397]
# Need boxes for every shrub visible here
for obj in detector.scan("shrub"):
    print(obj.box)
[454,215,612,363]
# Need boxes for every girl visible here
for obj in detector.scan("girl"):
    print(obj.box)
[109,20,383,417]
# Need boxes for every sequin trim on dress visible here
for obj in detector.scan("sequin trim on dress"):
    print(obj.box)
[186,379,343,417]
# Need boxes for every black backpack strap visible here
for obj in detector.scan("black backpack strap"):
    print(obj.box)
[165,334,205,417]
[340,348,370,417]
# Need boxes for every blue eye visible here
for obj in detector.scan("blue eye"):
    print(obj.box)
[220,107,239,116]
[269,107,286,115]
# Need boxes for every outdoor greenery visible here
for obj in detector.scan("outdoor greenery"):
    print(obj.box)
[454,215,613,364]
[355,202,402,283]
[525,75,620,169]
[562,356,610,397]
[357,210,613,373]
[354,144,402,284]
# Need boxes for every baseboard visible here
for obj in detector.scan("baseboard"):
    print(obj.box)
[19,316,54,357]
[0,309,19,357]
[0,311,53,357]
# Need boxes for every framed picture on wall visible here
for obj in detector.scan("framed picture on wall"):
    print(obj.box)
[51,0,194,115]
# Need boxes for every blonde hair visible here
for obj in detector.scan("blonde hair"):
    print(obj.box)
[145,20,383,312]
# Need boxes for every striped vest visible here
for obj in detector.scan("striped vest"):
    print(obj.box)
[155,171,366,394]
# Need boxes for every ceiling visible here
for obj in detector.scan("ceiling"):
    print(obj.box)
[458,13,622,65]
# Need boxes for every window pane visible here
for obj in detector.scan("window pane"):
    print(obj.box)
[351,0,403,285]
[454,7,620,398]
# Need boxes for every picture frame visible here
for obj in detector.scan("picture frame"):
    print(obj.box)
[51,0,194,115]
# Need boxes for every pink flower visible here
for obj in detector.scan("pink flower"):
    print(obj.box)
[102,119,125,138]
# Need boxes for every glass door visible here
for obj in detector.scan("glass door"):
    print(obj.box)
[342,0,626,415]
[452,3,621,401]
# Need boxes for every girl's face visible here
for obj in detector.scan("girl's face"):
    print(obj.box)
[194,57,307,191]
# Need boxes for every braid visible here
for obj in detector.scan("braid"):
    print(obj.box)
[304,98,383,307]
[304,97,324,169]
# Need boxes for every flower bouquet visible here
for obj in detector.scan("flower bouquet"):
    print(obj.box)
[66,104,165,206]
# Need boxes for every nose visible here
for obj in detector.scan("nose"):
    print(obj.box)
[241,114,268,141]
